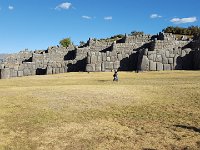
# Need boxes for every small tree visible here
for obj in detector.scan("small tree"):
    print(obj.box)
[59,37,71,47]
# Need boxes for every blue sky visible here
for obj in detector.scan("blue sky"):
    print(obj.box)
[0,0,199,53]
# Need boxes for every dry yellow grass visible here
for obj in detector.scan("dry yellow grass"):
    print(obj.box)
[0,71,200,150]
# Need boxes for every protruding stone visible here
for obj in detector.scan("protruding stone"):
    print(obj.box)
[47,67,53,75]
[86,64,95,72]
[168,58,173,64]
[164,64,171,70]
[140,56,149,71]
[149,60,156,71]
[0,68,10,79]
[95,63,101,72]
[157,62,163,71]
[17,71,23,77]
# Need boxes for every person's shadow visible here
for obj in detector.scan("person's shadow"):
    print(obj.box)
[173,125,200,133]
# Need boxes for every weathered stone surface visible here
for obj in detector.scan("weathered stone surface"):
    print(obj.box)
[162,57,168,64]
[95,63,101,72]
[117,54,123,60]
[110,51,117,56]
[102,55,107,61]
[64,66,68,72]
[55,68,60,74]
[17,71,23,77]
[144,49,148,56]
[86,64,95,72]
[23,68,31,76]
[57,63,62,68]
[105,62,113,69]
[165,50,170,57]
[113,61,120,69]
[91,55,97,64]
[106,57,111,62]
[140,56,149,71]
[0,68,10,79]
[149,60,157,71]
[10,69,18,77]
[184,48,192,54]
[47,67,53,74]
[31,69,36,75]
[60,68,64,73]
[164,64,171,70]
[97,56,102,62]
[155,55,162,62]
[111,56,116,62]
[181,50,187,57]
[168,58,173,64]
[0,64,5,69]
[157,62,163,71]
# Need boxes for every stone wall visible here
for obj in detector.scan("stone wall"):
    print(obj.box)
[1,32,200,79]
[138,47,194,71]
[123,34,151,43]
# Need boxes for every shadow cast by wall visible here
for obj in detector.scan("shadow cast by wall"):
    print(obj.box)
[118,52,139,71]
[100,46,112,53]
[174,125,200,134]
[36,68,47,75]
[119,43,150,71]
[175,51,195,70]
[67,58,87,72]
[64,50,76,61]
[22,57,33,63]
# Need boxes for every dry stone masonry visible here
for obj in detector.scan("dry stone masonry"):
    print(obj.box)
[0,32,200,79]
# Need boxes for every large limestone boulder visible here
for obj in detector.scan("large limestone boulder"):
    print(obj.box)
[149,60,156,71]
[0,68,10,79]
[86,64,95,72]
[140,56,149,71]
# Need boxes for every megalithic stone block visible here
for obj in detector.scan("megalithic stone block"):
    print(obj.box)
[10,69,18,77]
[157,62,163,71]
[86,64,95,72]
[0,68,10,79]
[55,68,60,74]
[64,66,68,72]
[117,54,123,61]
[95,63,101,72]
[60,68,64,73]
[47,67,53,75]
[140,56,149,71]
[91,55,97,64]
[17,71,24,77]
[149,60,157,71]
[113,61,120,69]
[164,64,171,70]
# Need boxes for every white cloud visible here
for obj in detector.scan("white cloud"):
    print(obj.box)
[150,14,162,19]
[104,16,112,20]
[8,5,14,10]
[82,16,92,19]
[170,17,197,24]
[55,2,72,10]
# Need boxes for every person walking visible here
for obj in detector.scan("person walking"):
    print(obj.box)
[113,70,118,81]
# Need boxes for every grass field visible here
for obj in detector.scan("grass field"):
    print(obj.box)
[0,71,200,150]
